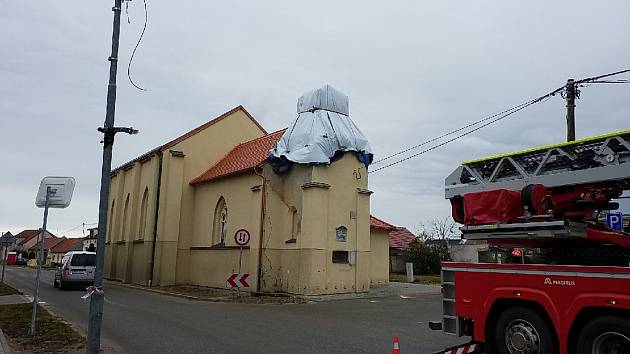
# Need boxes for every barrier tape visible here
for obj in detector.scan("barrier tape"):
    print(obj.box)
[81,286,104,300]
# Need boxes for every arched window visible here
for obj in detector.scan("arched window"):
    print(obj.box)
[107,200,115,242]
[212,197,228,245]
[139,188,149,240]
[121,194,130,241]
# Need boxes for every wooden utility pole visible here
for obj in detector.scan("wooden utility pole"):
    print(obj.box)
[565,78,576,142]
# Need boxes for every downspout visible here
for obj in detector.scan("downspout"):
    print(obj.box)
[254,165,266,293]
[148,152,163,287]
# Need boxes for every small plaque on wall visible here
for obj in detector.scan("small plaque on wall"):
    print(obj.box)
[336,226,348,242]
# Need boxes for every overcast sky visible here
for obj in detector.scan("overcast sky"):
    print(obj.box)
[1,1,629,238]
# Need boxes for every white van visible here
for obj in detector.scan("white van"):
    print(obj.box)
[53,251,96,289]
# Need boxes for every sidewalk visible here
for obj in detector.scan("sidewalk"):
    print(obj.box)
[0,327,10,354]
[0,294,30,354]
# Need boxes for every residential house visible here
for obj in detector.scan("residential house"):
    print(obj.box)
[388,226,417,273]
[49,238,83,265]
[368,216,397,283]
[82,227,97,252]
[13,229,57,259]
[30,237,65,266]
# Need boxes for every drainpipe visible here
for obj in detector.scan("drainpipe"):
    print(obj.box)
[254,165,267,293]
[148,152,163,287]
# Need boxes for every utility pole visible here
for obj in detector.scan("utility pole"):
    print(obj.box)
[87,1,137,353]
[565,78,576,142]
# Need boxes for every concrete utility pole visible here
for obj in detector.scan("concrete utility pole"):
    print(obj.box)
[565,78,576,142]
[87,1,137,353]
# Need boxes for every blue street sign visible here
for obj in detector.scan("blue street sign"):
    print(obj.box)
[606,211,624,231]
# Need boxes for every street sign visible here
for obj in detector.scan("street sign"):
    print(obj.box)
[0,234,16,246]
[35,177,76,208]
[227,273,250,288]
[606,211,624,231]
[234,229,250,246]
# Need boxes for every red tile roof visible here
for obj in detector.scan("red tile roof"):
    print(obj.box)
[190,129,286,185]
[51,237,83,254]
[15,229,56,245]
[389,227,417,250]
[112,106,268,174]
[369,215,397,231]
[30,237,65,251]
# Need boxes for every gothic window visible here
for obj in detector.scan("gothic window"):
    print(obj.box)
[107,200,115,242]
[121,194,130,241]
[212,197,228,246]
[139,188,149,240]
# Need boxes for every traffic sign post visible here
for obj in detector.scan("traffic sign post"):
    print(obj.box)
[0,233,17,284]
[233,229,250,297]
[227,273,250,288]
[606,211,624,232]
[30,177,75,336]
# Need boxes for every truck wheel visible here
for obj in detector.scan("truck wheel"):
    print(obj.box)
[576,315,630,354]
[494,306,554,354]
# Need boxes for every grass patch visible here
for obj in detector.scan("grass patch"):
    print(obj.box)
[0,303,84,353]
[0,282,20,296]
[389,273,441,285]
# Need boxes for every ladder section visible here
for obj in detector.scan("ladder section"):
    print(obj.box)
[441,268,460,336]
[446,130,630,198]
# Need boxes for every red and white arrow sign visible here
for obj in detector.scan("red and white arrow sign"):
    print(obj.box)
[227,273,250,288]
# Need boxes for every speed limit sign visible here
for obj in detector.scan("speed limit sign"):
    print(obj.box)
[234,229,250,246]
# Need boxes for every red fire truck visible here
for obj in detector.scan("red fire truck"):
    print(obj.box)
[431,130,630,354]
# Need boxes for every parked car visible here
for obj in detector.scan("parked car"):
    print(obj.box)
[14,256,27,266]
[54,251,96,290]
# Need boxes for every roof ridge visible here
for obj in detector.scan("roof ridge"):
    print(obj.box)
[234,128,287,147]
[112,105,267,173]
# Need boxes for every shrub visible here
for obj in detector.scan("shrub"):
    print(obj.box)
[405,239,451,275]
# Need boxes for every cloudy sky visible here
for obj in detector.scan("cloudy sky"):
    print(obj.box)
[1,1,629,238]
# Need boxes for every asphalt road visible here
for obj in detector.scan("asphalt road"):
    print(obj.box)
[4,266,460,353]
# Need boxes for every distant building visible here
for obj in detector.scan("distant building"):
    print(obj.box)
[50,238,83,265]
[13,229,57,259]
[30,237,65,266]
[82,227,97,252]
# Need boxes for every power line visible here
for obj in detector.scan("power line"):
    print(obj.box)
[369,68,630,174]
[372,100,536,165]
[127,0,148,91]
[369,87,563,174]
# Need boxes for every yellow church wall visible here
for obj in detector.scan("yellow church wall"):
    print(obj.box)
[104,107,265,286]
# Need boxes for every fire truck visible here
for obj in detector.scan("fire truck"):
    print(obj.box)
[431,129,630,354]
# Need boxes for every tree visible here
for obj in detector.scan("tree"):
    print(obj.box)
[415,217,458,244]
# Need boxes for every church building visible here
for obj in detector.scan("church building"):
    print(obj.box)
[103,86,390,295]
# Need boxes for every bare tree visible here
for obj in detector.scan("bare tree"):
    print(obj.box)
[415,217,458,243]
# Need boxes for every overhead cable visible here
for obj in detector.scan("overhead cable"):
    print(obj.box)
[127,0,148,91]
[369,87,564,174]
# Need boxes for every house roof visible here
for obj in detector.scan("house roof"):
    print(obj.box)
[190,129,286,185]
[15,229,56,245]
[112,106,268,174]
[51,237,83,254]
[389,227,417,250]
[369,215,397,231]
[31,237,65,251]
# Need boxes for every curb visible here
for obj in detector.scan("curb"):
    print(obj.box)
[104,281,228,302]
[104,281,307,304]
[0,328,11,354]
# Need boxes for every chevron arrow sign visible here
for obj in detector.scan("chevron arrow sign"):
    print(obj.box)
[227,273,250,288]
